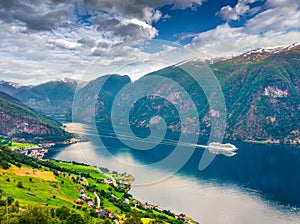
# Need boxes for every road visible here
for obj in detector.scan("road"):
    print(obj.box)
[96,167,117,187]
[94,191,101,208]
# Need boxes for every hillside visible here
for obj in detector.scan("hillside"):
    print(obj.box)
[0,80,28,96]
[0,79,79,122]
[110,45,300,144]
[2,44,300,144]
[0,147,194,223]
[72,74,131,124]
[0,91,71,143]
[211,45,300,144]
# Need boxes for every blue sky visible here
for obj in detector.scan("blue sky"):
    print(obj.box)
[155,0,267,44]
[0,0,299,84]
[156,0,235,43]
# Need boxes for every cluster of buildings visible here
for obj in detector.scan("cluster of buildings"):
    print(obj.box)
[75,188,95,208]
[95,208,119,223]
[75,183,119,223]
[10,144,53,159]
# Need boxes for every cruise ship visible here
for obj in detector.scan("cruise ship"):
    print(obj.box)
[194,141,238,156]
[198,142,238,157]
[207,142,238,151]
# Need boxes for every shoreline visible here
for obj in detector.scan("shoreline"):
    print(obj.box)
[49,158,199,224]
[0,147,199,223]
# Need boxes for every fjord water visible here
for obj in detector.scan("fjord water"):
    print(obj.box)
[47,123,300,224]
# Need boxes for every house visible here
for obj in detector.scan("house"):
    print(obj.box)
[87,198,94,207]
[79,193,87,199]
[88,201,94,207]
[76,199,84,205]
[78,177,85,184]
[102,179,113,184]
[96,209,107,216]
[96,208,102,213]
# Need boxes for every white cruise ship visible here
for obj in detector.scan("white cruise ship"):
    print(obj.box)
[207,142,238,151]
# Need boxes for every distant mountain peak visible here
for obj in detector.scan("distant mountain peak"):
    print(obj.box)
[175,42,300,66]
[0,80,25,89]
[228,42,300,62]
[56,77,79,83]
[242,42,300,55]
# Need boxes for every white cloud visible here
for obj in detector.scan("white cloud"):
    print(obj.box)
[218,0,261,21]
[187,0,300,58]
[0,0,171,84]
[218,6,239,21]
[54,39,82,50]
[0,0,299,86]
[171,0,204,10]
[142,7,162,24]
[245,1,300,34]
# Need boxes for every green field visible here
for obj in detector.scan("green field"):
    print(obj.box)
[51,160,107,179]
[0,137,37,149]
[10,142,37,148]
[0,147,192,223]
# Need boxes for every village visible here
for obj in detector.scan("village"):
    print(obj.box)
[74,174,193,223]
[0,135,79,159]
[10,143,55,159]
[0,137,195,223]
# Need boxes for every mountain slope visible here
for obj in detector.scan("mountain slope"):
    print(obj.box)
[2,44,299,144]
[0,91,71,142]
[12,79,78,121]
[113,45,300,144]
[73,74,131,124]
[0,80,25,95]
[211,46,300,143]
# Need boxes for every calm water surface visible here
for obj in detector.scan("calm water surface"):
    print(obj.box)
[46,123,300,224]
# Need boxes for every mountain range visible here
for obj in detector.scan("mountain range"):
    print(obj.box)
[1,43,299,144]
[0,91,71,143]
[0,78,79,121]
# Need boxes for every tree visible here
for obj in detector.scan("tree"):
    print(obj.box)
[55,206,71,220]
[103,219,112,224]
[18,205,52,224]
[65,212,85,224]
[17,181,24,188]
[124,209,142,224]
[100,190,106,197]
[10,200,20,213]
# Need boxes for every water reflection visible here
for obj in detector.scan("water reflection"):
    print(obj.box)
[46,123,300,223]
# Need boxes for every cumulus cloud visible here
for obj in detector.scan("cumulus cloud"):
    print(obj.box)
[53,39,82,50]
[245,0,300,34]
[188,0,300,57]
[0,1,74,30]
[218,0,261,21]
[0,0,299,85]
[82,0,204,20]
[0,0,206,84]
